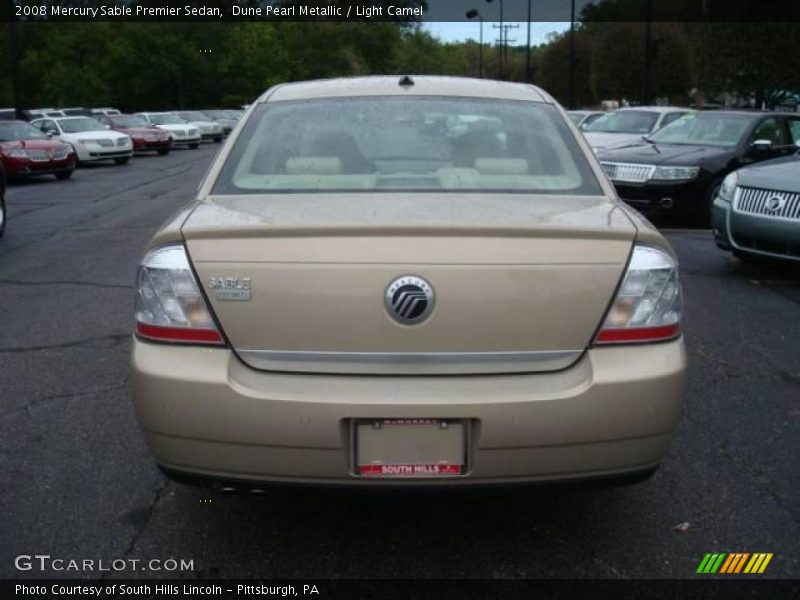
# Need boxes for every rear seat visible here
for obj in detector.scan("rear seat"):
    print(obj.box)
[285,156,342,175]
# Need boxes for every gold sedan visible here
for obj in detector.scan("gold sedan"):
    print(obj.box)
[131,76,686,488]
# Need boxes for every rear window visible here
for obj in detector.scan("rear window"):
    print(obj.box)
[584,110,660,134]
[212,97,602,195]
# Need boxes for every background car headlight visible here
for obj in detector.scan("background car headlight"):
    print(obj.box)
[594,245,681,345]
[135,245,223,345]
[651,166,700,181]
[717,171,738,203]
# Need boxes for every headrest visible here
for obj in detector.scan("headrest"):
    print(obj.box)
[285,157,342,175]
[474,158,529,175]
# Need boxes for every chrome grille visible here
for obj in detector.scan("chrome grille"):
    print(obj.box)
[735,186,800,221]
[188,128,198,137]
[600,162,655,183]
[27,149,48,161]
[96,139,113,148]
[173,130,185,137]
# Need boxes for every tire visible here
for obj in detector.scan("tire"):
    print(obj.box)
[55,170,73,180]
[114,157,130,165]
[157,149,170,156]
[213,136,223,143]
[693,181,722,228]
[189,143,199,149]
[0,178,6,238]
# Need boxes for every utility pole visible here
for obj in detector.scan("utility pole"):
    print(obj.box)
[526,0,532,83]
[485,0,503,77]
[568,0,576,108]
[643,0,653,105]
[493,23,519,80]
[9,18,21,117]
[466,10,484,78]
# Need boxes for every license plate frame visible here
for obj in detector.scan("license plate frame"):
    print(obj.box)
[351,418,469,479]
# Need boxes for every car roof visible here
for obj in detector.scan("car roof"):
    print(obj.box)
[261,76,549,104]
[616,106,692,113]
[692,110,783,118]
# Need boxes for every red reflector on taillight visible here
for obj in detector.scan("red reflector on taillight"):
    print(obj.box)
[136,322,223,345]
[594,323,680,345]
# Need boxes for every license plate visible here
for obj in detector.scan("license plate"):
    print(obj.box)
[353,419,466,478]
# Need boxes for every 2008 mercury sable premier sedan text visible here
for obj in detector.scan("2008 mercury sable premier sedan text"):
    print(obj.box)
[131,76,687,488]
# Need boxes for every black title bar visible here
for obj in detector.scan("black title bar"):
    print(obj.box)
[4,0,800,22]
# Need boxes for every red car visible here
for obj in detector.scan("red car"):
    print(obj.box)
[0,121,76,180]
[97,114,172,155]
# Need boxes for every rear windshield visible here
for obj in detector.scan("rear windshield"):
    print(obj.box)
[212,97,602,195]
[584,110,659,134]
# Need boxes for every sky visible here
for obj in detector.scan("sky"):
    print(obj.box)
[425,21,571,45]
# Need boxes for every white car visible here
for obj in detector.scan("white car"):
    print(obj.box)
[31,116,133,164]
[91,107,121,116]
[176,111,224,143]
[583,106,692,154]
[136,113,201,149]
[27,108,67,120]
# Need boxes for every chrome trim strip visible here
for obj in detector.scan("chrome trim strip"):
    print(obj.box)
[236,349,584,375]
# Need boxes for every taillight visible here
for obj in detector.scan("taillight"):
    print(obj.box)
[134,244,223,346]
[594,245,681,345]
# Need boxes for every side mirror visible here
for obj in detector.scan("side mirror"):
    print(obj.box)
[105,125,111,129]
[45,131,54,137]
[750,139,773,153]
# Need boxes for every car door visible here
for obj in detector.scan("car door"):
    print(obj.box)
[785,116,800,150]
[748,116,794,162]
[37,119,59,139]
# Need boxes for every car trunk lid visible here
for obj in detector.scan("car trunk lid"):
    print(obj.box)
[182,194,636,374]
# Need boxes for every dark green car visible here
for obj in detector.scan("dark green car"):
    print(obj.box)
[713,152,800,261]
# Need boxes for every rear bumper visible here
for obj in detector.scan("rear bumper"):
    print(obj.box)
[131,337,687,486]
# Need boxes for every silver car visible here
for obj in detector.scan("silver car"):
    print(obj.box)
[713,152,800,261]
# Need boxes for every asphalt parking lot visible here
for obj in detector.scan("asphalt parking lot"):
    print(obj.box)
[0,144,798,580]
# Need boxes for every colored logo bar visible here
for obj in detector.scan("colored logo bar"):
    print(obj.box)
[697,553,773,574]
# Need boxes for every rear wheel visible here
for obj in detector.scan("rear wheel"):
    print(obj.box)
[55,170,73,180]
[157,149,170,156]
[0,177,6,237]
[114,157,130,165]
[213,136,223,143]
[189,143,199,149]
